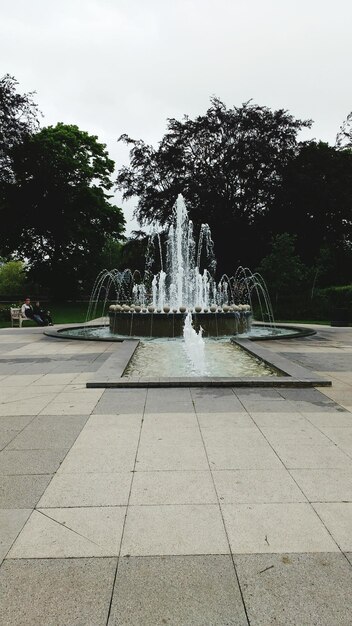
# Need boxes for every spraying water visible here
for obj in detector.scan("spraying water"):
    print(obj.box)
[182,312,207,375]
[87,194,276,341]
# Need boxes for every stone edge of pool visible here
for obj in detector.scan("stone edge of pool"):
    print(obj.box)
[43,322,316,342]
[43,324,331,388]
[88,336,330,389]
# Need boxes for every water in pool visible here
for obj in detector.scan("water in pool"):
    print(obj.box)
[123,337,279,378]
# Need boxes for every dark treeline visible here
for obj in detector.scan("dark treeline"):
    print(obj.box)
[117,98,352,317]
[0,76,351,316]
[0,74,125,299]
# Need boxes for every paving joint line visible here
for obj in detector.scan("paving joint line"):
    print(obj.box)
[193,397,251,626]
[104,386,148,626]
[36,509,102,548]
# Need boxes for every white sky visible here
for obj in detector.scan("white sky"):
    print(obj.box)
[1,0,351,234]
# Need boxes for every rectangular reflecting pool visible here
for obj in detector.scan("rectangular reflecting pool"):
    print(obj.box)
[123,337,280,378]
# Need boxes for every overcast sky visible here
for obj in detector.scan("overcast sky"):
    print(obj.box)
[1,0,351,234]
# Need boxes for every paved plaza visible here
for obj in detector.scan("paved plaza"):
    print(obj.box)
[0,324,352,624]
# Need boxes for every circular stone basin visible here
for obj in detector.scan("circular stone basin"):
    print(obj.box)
[108,310,252,337]
[44,323,316,341]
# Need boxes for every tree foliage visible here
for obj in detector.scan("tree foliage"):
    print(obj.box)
[116,97,311,272]
[270,141,352,284]
[0,123,125,296]
[0,260,27,295]
[0,74,40,184]
[336,111,352,150]
[256,233,308,305]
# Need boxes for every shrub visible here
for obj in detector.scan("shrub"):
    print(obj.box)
[0,261,27,295]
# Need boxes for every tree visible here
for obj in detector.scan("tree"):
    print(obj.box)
[116,97,311,273]
[336,111,352,150]
[269,141,352,283]
[116,231,151,274]
[0,123,125,297]
[0,260,27,295]
[98,238,124,271]
[256,233,308,308]
[0,74,40,184]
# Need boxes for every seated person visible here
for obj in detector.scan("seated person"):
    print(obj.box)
[33,301,53,326]
[21,297,46,326]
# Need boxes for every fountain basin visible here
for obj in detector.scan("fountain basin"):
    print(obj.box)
[108,310,252,337]
[123,337,278,378]
[44,323,316,342]
[43,325,331,388]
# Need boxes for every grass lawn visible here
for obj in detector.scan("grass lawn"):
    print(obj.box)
[51,302,91,324]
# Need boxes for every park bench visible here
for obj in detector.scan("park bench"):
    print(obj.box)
[10,307,33,328]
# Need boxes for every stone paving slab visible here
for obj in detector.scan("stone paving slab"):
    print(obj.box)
[0,557,117,626]
[236,552,352,625]
[0,474,53,508]
[38,471,133,507]
[5,414,88,450]
[260,424,331,446]
[281,352,352,372]
[0,509,31,563]
[0,394,59,416]
[108,555,248,625]
[8,507,126,558]
[39,389,103,416]
[58,442,138,474]
[249,410,308,428]
[84,412,142,430]
[299,410,352,428]
[0,343,29,353]
[319,426,352,454]
[0,385,65,402]
[0,430,18,450]
[121,504,229,556]
[136,428,209,471]
[0,373,44,386]
[313,502,352,551]
[130,470,217,505]
[291,468,352,502]
[0,448,69,475]
[93,388,147,414]
[203,434,283,470]
[212,469,305,503]
[273,442,352,469]
[197,411,254,428]
[222,502,339,553]
[192,392,245,413]
[143,411,198,430]
[0,415,34,430]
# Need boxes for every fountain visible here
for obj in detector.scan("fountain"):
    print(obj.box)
[89,195,271,338]
[44,194,318,383]
[47,194,315,346]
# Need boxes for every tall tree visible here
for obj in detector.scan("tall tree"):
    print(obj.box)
[116,97,311,273]
[0,74,40,183]
[256,233,308,307]
[0,123,125,296]
[269,141,352,284]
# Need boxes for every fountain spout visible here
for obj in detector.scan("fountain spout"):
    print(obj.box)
[182,312,207,375]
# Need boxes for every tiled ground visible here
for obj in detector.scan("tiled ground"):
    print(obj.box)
[0,324,352,624]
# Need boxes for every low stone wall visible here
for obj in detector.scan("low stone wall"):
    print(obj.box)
[109,311,251,337]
